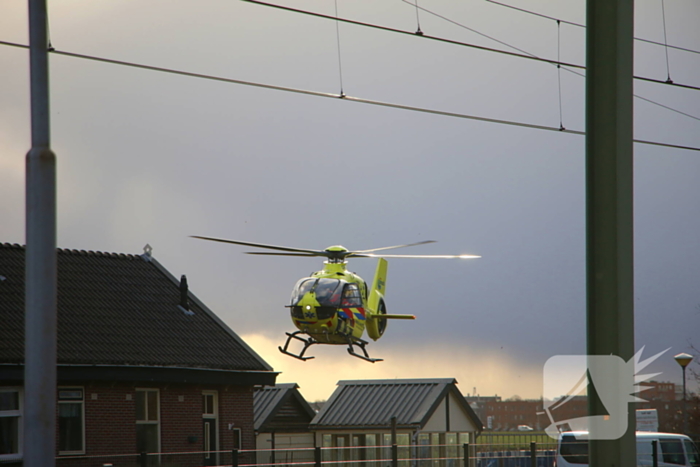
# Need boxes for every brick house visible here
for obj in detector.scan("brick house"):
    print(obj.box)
[0,243,277,465]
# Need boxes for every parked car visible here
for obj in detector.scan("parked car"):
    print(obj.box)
[555,431,700,467]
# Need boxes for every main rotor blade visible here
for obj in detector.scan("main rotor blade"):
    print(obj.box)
[244,252,322,257]
[362,254,481,259]
[353,240,436,254]
[190,236,324,255]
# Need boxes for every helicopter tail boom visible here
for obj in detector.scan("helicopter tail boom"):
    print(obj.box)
[371,314,416,320]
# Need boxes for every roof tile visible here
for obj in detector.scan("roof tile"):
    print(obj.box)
[0,243,272,372]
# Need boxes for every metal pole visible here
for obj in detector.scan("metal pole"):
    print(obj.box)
[25,0,57,466]
[585,0,635,466]
[529,442,536,467]
[682,365,687,434]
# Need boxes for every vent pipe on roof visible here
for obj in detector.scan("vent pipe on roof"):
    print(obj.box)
[179,275,194,316]
[180,275,189,309]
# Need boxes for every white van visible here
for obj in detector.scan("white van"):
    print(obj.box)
[556,431,700,467]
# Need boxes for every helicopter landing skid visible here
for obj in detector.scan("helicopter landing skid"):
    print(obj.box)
[346,338,383,363]
[278,331,317,361]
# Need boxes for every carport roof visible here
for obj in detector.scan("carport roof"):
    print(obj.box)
[310,378,482,430]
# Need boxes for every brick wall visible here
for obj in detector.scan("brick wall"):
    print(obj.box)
[2,380,257,461]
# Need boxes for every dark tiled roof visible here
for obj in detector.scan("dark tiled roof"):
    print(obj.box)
[254,383,316,432]
[0,243,272,372]
[310,378,482,430]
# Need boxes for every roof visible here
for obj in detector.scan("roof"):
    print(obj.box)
[254,383,317,432]
[310,378,482,430]
[0,243,275,378]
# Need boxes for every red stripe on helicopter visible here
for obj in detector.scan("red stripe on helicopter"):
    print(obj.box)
[341,307,366,321]
[339,308,354,324]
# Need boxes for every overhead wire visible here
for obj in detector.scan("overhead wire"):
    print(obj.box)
[485,0,700,56]
[334,0,345,96]
[412,0,423,35]
[0,39,697,153]
[236,0,700,92]
[557,21,565,131]
[402,0,700,122]
[660,0,673,83]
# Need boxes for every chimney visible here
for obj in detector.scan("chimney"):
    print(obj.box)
[180,275,190,311]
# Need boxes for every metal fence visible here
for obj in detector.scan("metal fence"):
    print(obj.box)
[1,443,558,467]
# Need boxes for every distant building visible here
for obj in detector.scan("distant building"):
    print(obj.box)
[0,243,277,465]
[463,395,501,429]
[473,381,688,433]
[639,381,676,401]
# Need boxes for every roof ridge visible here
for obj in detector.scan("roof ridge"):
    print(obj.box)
[0,242,143,260]
[338,378,457,385]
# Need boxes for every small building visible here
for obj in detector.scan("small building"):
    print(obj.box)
[310,378,483,467]
[0,243,277,465]
[254,383,317,465]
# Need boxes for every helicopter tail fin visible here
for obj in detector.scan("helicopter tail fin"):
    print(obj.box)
[367,258,388,313]
[366,259,388,341]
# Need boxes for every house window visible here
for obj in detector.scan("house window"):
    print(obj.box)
[135,389,160,457]
[58,387,85,454]
[0,388,22,461]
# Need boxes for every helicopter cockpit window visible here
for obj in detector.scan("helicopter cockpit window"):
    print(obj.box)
[290,278,345,307]
[313,279,343,307]
[341,283,362,307]
[290,278,315,305]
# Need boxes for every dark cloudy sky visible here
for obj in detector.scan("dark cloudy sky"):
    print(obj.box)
[1,0,699,402]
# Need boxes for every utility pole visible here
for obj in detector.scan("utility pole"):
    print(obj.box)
[585,0,635,466]
[25,0,57,465]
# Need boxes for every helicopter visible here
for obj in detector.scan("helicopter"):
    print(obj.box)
[191,236,480,363]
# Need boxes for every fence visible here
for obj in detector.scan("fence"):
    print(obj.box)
[9,442,557,467]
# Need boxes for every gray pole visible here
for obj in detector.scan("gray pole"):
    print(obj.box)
[585,0,635,466]
[682,365,687,434]
[25,0,57,465]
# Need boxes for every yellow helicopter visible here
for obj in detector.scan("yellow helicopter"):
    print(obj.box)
[191,236,480,362]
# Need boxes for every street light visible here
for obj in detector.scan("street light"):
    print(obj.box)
[674,352,694,434]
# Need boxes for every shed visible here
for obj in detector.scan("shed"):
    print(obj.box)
[310,378,482,466]
[254,383,317,465]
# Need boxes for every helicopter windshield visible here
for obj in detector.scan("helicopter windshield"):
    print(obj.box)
[290,278,344,307]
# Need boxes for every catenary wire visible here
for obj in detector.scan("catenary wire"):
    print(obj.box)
[485,0,700,56]
[238,0,700,92]
[557,21,564,130]
[661,0,672,83]
[0,40,697,153]
[334,0,345,96]
[412,0,423,35]
[401,0,700,122]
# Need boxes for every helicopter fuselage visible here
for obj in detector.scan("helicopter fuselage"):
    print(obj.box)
[288,262,369,344]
